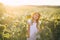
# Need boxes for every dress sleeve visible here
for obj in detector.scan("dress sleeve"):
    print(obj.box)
[27,19,31,25]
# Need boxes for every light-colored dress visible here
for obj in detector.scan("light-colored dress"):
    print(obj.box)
[27,19,40,40]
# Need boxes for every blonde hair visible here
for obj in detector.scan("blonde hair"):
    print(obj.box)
[31,12,41,17]
[30,12,41,24]
[30,12,41,30]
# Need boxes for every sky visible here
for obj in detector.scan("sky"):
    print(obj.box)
[0,0,60,6]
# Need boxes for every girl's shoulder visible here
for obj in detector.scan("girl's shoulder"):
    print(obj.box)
[27,19,32,25]
[38,21,41,25]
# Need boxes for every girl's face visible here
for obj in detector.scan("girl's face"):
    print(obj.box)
[32,13,40,20]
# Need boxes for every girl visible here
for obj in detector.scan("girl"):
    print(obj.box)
[27,12,41,40]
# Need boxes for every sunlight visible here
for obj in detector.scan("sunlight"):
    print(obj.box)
[0,0,23,6]
[0,0,60,6]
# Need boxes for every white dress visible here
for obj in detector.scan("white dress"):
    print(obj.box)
[27,19,40,40]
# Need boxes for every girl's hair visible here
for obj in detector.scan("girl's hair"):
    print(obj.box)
[30,12,41,28]
[31,12,41,18]
[31,12,41,24]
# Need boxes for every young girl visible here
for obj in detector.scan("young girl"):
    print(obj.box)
[27,12,41,40]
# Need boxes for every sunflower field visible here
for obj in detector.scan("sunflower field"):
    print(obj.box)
[0,3,60,40]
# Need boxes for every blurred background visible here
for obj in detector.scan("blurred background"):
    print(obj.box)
[0,3,60,40]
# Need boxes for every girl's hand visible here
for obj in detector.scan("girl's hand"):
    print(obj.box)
[27,35,30,38]
[27,32,30,38]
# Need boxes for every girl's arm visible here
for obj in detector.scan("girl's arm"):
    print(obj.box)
[37,25,41,33]
[27,19,31,38]
[27,24,30,38]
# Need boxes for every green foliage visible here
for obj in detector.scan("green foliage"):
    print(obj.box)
[0,6,60,40]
